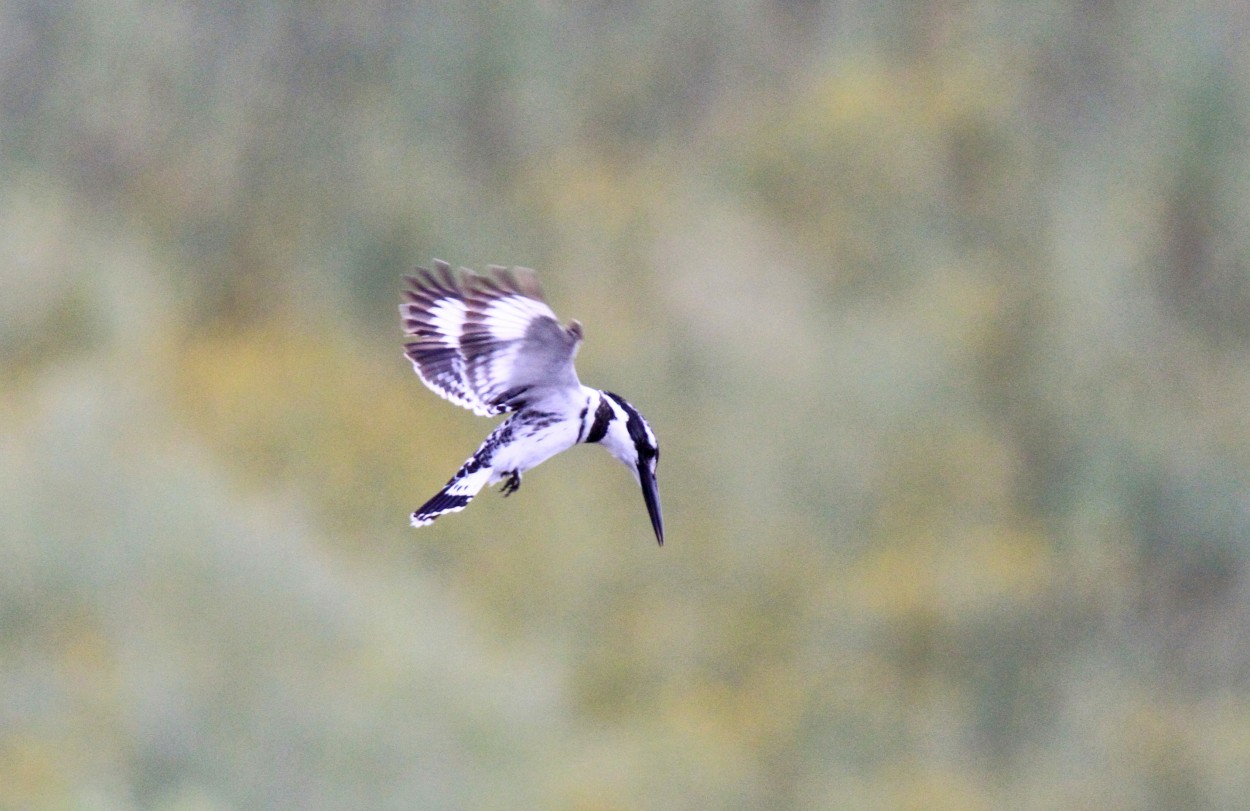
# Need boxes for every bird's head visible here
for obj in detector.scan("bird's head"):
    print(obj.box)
[598,392,663,546]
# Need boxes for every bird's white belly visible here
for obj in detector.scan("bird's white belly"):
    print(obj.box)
[486,420,581,482]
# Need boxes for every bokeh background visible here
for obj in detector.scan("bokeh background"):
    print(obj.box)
[4,2,1250,809]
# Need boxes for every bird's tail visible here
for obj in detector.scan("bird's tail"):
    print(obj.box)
[411,458,493,527]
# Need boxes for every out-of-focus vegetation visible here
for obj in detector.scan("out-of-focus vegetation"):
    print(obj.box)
[4,2,1250,808]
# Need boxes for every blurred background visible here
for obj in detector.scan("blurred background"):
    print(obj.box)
[4,2,1250,808]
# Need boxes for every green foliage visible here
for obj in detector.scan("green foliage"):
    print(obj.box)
[4,2,1250,808]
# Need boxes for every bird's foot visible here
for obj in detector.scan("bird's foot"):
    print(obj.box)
[500,471,521,497]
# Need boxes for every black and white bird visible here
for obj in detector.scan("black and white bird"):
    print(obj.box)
[400,260,664,545]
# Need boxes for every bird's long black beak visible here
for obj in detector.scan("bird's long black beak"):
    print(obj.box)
[639,463,664,546]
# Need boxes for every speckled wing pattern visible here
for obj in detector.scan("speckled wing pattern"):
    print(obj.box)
[400,260,583,417]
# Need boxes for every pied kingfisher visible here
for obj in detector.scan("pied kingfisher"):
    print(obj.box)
[400,260,664,545]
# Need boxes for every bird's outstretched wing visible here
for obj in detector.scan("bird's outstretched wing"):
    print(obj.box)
[401,260,583,416]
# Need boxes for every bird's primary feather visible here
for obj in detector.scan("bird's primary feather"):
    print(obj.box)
[401,261,582,416]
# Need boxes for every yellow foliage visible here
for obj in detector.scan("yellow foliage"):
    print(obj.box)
[885,762,993,811]
[851,524,1053,622]
[0,738,71,810]
[163,318,449,538]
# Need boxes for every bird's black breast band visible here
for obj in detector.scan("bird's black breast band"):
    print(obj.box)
[584,397,615,444]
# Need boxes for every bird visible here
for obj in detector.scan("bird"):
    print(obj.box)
[400,260,664,545]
